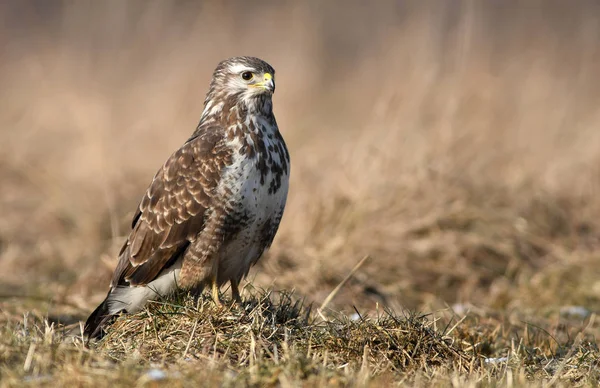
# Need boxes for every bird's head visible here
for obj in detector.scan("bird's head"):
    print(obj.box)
[204,56,276,117]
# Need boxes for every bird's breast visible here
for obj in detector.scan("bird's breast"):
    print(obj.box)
[214,121,289,281]
[221,125,289,217]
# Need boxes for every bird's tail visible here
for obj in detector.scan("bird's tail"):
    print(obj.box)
[84,292,116,341]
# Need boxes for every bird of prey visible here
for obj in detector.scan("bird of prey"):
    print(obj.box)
[84,56,290,339]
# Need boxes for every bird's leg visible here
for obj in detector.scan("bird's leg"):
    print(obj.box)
[230,280,242,305]
[211,282,222,308]
[210,258,222,308]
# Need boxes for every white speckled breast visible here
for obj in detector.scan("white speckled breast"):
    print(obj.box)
[216,118,289,283]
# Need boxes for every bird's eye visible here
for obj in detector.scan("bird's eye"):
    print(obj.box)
[241,71,254,81]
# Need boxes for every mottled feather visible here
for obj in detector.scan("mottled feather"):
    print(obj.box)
[84,56,289,340]
[112,129,233,286]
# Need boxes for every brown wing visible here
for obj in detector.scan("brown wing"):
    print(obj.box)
[111,128,233,287]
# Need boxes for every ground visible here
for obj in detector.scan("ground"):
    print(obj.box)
[1,2,600,387]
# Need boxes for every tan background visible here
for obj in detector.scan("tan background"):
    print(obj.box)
[1,1,600,317]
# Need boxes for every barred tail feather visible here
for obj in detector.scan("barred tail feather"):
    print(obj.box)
[84,293,117,341]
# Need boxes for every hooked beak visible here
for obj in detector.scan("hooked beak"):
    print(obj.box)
[257,73,275,93]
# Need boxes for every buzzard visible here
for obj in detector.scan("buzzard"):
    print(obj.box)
[84,57,290,339]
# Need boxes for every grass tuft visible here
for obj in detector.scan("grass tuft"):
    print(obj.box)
[2,289,598,386]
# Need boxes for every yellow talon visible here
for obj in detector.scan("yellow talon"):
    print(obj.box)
[211,281,222,307]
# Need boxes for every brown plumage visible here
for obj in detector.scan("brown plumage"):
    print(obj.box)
[84,57,290,340]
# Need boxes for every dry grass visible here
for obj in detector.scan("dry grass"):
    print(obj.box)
[2,1,600,386]
[1,290,599,387]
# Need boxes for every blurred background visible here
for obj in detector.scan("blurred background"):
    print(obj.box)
[1,1,600,318]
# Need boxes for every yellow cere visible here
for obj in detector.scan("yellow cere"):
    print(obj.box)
[263,73,272,80]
